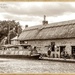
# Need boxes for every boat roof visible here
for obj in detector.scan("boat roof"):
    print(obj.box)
[2,44,15,48]
[2,44,31,48]
[16,44,31,46]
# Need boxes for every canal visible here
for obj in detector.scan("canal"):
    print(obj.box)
[0,58,75,74]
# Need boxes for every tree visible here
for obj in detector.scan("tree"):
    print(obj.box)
[0,20,22,44]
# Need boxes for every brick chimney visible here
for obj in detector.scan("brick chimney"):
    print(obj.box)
[42,15,48,25]
[25,25,28,28]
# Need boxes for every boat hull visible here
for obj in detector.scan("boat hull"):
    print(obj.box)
[0,54,40,59]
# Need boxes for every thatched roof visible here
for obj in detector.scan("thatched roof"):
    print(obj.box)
[18,20,75,41]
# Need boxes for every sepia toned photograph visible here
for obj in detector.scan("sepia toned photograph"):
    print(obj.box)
[0,2,75,74]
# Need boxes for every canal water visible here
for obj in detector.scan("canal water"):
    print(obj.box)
[0,58,75,74]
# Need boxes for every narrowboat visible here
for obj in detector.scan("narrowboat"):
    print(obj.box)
[0,44,41,59]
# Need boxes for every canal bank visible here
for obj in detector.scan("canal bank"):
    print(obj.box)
[40,57,75,63]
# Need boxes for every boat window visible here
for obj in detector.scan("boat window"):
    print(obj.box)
[20,41,24,44]
[23,46,29,49]
[15,47,18,50]
[14,47,18,48]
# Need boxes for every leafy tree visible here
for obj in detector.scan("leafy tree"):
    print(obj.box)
[0,20,22,44]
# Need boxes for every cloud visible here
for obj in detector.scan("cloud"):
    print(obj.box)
[1,2,75,17]
[3,13,42,22]
[1,2,75,27]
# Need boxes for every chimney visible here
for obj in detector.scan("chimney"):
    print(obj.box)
[42,15,48,25]
[25,25,28,28]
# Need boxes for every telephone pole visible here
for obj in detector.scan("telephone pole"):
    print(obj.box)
[8,23,10,44]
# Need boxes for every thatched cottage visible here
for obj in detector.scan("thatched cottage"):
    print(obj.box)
[18,19,75,58]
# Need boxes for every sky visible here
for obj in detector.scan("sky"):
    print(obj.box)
[0,2,75,29]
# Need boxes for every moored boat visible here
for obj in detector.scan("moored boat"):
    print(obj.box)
[0,44,41,59]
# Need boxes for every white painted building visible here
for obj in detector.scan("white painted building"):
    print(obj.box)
[11,36,19,45]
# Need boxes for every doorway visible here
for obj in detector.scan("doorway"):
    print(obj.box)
[51,42,55,58]
[51,42,55,51]
[71,46,75,57]
[60,46,65,58]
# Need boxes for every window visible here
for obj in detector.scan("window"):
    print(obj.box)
[23,46,28,49]
[57,46,59,51]
[20,41,28,44]
[60,46,65,53]
[71,46,75,55]
[24,41,28,44]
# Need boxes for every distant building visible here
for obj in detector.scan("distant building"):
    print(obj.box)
[18,17,75,58]
[11,36,19,45]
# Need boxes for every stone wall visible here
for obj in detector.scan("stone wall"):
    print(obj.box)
[23,38,75,58]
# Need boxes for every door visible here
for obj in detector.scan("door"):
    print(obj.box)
[51,42,55,51]
[51,42,55,58]
[71,46,75,57]
[60,46,65,58]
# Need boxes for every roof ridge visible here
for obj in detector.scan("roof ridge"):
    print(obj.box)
[23,19,75,31]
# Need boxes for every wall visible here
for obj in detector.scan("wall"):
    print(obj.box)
[23,38,75,58]
[11,40,20,45]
